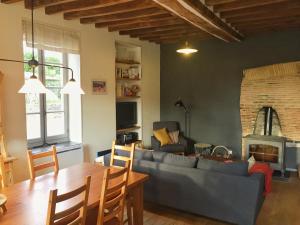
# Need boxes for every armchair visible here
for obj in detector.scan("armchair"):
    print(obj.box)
[151,121,193,154]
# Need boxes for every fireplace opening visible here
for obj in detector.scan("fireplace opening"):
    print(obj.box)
[249,144,279,164]
[253,106,282,136]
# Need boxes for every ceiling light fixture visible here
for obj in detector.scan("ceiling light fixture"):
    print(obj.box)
[176,41,198,55]
[0,0,84,95]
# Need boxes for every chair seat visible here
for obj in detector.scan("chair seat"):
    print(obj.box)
[104,217,121,225]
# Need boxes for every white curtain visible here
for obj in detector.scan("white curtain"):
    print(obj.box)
[22,20,80,54]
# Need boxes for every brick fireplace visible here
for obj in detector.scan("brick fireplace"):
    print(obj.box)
[240,61,300,173]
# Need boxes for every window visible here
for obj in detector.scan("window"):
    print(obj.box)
[23,43,70,147]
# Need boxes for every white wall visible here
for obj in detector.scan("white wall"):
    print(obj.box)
[0,3,160,182]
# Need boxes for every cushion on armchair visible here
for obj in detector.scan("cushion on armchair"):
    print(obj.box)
[153,128,172,146]
[168,130,179,144]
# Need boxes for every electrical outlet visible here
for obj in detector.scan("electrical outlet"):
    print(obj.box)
[228,150,233,155]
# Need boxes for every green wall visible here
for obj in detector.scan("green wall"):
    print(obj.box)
[160,30,300,156]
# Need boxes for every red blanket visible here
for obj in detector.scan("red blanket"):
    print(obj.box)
[249,163,273,196]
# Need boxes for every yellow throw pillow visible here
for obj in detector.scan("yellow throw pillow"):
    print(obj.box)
[154,128,172,146]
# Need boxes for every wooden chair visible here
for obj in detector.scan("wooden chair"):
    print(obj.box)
[110,141,136,225]
[46,176,91,225]
[0,155,5,188]
[97,161,130,225]
[110,141,135,171]
[27,145,59,179]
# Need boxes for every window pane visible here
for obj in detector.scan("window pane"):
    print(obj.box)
[46,88,64,112]
[47,112,65,136]
[45,67,64,88]
[25,94,40,113]
[44,50,63,65]
[26,114,41,140]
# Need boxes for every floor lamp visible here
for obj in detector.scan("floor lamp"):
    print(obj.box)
[174,99,191,137]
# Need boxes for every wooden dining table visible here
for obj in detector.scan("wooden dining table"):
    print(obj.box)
[0,162,149,225]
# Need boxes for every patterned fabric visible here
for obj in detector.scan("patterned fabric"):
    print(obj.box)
[168,130,179,144]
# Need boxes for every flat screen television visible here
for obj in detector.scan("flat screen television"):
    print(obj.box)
[116,102,137,129]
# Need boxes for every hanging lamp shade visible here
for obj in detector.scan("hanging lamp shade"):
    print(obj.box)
[176,41,198,55]
[61,78,85,95]
[18,75,48,94]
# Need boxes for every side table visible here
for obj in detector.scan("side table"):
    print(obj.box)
[194,143,212,156]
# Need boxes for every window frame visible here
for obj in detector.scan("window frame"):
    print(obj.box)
[26,49,70,148]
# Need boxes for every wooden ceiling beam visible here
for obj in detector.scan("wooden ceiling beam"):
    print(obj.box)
[45,0,133,15]
[133,28,201,38]
[24,0,73,8]
[227,9,300,24]
[80,7,166,24]
[238,22,300,32]
[232,16,300,28]
[64,0,154,20]
[205,0,238,6]
[107,18,184,31]
[119,24,191,35]
[144,32,205,42]
[213,0,289,13]
[1,0,22,3]
[152,0,243,42]
[242,26,300,35]
[140,32,202,41]
[95,14,174,28]
[220,0,300,19]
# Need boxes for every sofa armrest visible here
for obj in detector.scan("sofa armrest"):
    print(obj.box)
[179,136,194,154]
[151,136,161,151]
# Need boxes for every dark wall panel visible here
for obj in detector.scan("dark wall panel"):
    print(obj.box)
[160,30,300,157]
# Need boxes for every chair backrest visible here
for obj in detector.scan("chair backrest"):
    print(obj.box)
[27,145,59,179]
[97,161,130,225]
[110,141,135,170]
[0,135,7,158]
[46,176,91,225]
[153,121,179,132]
[0,155,5,188]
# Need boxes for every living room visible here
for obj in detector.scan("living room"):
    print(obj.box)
[0,1,299,225]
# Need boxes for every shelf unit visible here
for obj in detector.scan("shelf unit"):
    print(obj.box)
[115,42,142,142]
[116,126,141,134]
[116,96,140,101]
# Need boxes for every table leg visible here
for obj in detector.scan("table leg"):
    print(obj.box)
[132,184,144,225]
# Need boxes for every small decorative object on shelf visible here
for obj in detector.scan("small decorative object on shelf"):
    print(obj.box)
[122,84,140,97]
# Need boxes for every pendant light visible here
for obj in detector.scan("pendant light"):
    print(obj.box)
[176,41,198,55]
[0,0,84,95]
[61,69,85,95]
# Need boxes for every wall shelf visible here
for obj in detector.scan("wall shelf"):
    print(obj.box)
[116,78,141,81]
[116,59,140,65]
[117,126,141,133]
[116,96,140,101]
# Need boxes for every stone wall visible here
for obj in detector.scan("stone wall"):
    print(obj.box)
[240,61,300,143]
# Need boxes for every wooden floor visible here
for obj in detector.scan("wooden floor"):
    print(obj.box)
[143,173,300,225]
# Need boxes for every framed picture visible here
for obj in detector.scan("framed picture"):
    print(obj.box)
[92,80,107,94]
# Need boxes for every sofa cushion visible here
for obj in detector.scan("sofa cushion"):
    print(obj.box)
[153,128,172,146]
[163,154,198,168]
[134,149,154,161]
[153,151,168,162]
[197,158,249,176]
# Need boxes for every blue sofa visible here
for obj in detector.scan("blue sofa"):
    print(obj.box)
[105,149,265,225]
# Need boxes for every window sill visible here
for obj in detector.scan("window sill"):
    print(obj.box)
[31,142,82,155]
